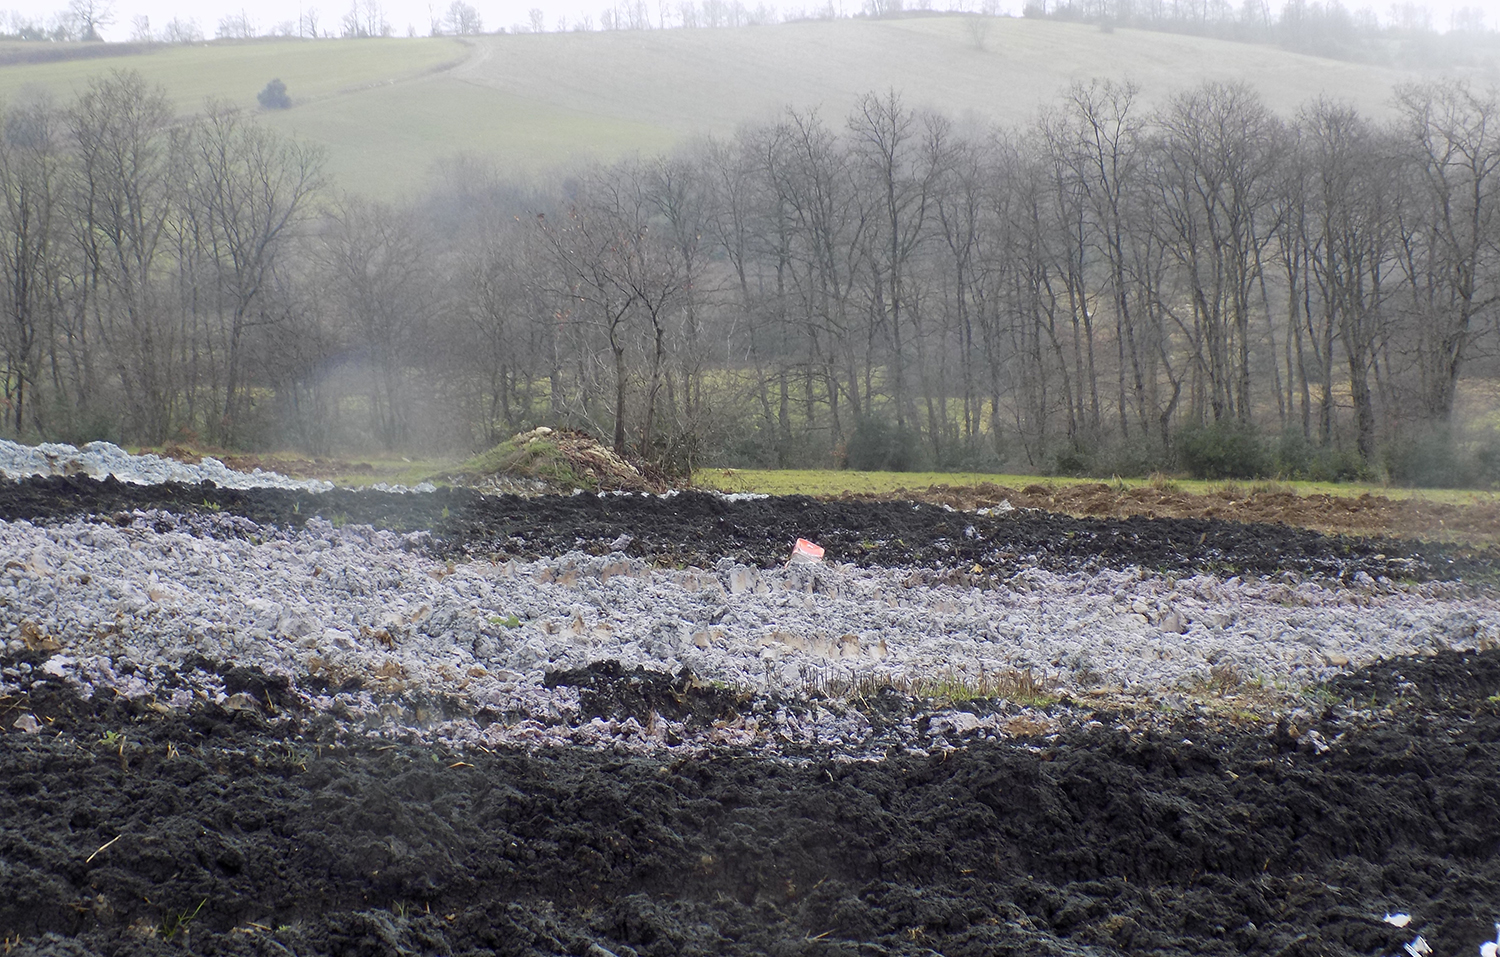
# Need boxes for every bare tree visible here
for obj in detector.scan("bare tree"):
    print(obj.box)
[182,105,325,443]
[1151,81,1281,426]
[536,162,691,454]
[1390,79,1500,425]
[68,0,113,40]
[960,13,992,48]
[320,198,438,448]
[0,97,64,434]
[161,16,203,41]
[216,9,256,38]
[67,70,180,442]
[445,0,483,33]
[1285,100,1396,458]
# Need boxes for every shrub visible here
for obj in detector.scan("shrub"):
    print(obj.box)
[257,79,291,110]
[1384,427,1500,489]
[1384,428,1464,488]
[933,438,1004,473]
[1273,429,1370,482]
[1091,438,1172,478]
[1175,420,1268,480]
[845,415,924,472]
[1049,443,1092,477]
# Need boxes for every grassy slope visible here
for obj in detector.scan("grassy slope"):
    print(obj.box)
[453,18,1411,138]
[0,20,1415,199]
[0,38,466,113]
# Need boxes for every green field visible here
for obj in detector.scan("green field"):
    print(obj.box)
[694,467,1500,506]
[0,20,1419,199]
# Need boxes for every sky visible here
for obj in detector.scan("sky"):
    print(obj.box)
[2,0,1490,42]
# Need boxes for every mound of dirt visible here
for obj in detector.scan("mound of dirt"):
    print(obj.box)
[448,427,668,494]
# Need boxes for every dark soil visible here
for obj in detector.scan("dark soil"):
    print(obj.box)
[544,662,748,729]
[1,475,1492,582]
[3,648,1499,957]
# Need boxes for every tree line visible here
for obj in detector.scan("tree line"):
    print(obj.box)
[1022,0,1497,69]
[2,71,1498,483]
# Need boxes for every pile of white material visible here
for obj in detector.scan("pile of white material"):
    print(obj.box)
[1,511,1494,751]
[0,438,337,491]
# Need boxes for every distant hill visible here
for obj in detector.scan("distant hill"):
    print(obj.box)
[0,20,1422,199]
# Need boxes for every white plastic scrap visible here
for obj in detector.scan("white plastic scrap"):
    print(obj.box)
[1480,923,1500,957]
[1404,936,1432,957]
[1384,914,1412,928]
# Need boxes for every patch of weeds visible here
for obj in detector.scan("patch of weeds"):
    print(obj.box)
[199,499,221,512]
[1250,479,1295,496]
[812,667,1057,708]
[1214,481,1249,500]
[1223,707,1265,726]
[329,512,348,528]
[1198,663,1243,697]
[1066,652,1103,689]
[1301,685,1340,708]
[934,667,1056,707]
[487,614,522,629]
[158,899,206,940]
[1147,472,1179,493]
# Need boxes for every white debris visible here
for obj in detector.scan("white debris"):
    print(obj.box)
[0,439,335,491]
[1,510,1496,750]
[1384,914,1412,928]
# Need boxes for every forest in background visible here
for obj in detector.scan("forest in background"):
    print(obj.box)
[1,70,1499,485]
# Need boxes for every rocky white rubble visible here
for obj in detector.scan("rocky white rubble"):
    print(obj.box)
[0,438,339,491]
[1,509,1494,752]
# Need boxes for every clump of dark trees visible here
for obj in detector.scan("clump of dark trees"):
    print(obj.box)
[1,70,1498,485]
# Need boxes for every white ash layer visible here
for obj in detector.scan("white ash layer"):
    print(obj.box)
[1,512,1494,751]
